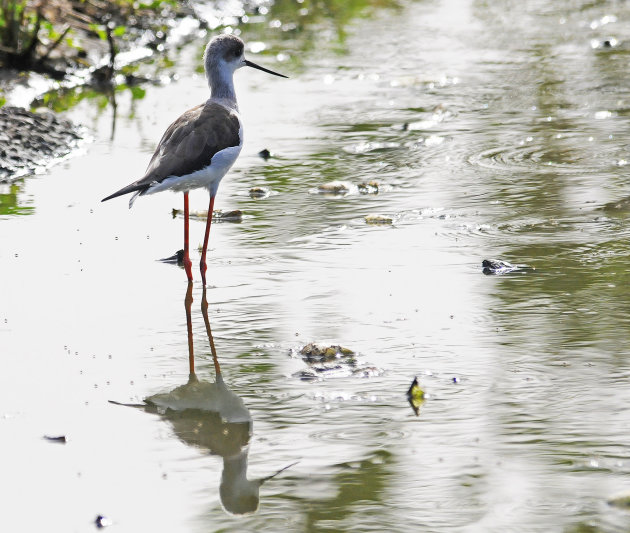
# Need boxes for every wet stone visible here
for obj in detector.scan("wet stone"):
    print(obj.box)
[213,209,243,222]
[481,258,535,275]
[316,181,352,195]
[249,187,270,199]
[365,214,393,225]
[171,208,244,222]
[299,343,356,363]
[608,491,630,509]
[43,435,67,444]
[358,181,379,194]
[292,343,382,381]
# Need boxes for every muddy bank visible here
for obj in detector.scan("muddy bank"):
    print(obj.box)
[0,0,204,183]
[0,106,82,183]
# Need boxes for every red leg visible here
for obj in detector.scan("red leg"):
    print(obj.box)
[184,281,195,375]
[200,195,215,286]
[183,192,193,281]
[201,286,221,377]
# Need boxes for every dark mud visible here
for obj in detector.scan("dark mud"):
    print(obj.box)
[0,106,82,183]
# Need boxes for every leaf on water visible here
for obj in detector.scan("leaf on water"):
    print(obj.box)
[407,377,425,416]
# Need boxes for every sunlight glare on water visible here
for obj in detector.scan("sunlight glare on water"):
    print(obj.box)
[3,0,630,531]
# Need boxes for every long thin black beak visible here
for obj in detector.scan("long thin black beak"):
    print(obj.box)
[244,59,288,78]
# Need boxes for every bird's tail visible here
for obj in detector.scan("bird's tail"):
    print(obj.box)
[102,182,148,208]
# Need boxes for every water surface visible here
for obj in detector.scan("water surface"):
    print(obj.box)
[3,0,630,531]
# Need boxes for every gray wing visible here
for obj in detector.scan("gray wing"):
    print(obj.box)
[102,102,240,202]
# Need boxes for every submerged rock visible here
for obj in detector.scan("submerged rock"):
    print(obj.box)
[43,435,67,444]
[481,259,534,275]
[482,259,517,275]
[258,148,272,160]
[608,491,630,509]
[172,208,243,222]
[214,209,243,222]
[358,181,379,194]
[0,106,82,183]
[365,214,393,225]
[249,187,270,199]
[292,343,382,381]
[299,343,355,363]
[316,181,353,195]
[602,196,630,214]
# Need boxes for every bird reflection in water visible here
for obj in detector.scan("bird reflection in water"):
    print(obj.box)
[112,282,294,514]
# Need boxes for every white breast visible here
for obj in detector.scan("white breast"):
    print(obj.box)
[145,119,243,198]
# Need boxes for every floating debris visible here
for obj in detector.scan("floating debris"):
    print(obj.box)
[365,214,393,225]
[258,148,272,160]
[172,208,243,222]
[316,181,353,195]
[358,181,379,194]
[249,187,270,199]
[43,435,67,444]
[407,377,425,416]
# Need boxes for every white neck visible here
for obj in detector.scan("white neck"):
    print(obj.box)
[206,62,239,111]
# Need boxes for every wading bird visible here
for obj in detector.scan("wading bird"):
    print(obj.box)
[102,34,287,285]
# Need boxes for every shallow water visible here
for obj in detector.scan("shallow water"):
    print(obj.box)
[3,0,630,531]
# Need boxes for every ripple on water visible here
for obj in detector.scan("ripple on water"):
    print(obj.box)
[469,132,628,175]
[310,426,410,443]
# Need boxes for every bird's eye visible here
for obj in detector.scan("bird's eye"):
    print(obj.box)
[234,49,241,57]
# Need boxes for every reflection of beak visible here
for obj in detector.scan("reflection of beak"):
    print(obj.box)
[258,461,299,485]
[244,59,288,78]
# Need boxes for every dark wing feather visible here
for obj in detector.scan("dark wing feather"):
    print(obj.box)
[102,102,240,202]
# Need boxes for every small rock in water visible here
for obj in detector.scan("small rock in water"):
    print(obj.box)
[316,181,352,195]
[43,435,67,444]
[213,209,243,222]
[365,214,393,225]
[482,258,517,275]
[95,515,113,528]
[358,181,379,194]
[293,343,381,380]
[172,208,242,222]
[249,187,270,199]
[299,343,355,363]
[608,491,630,509]
[258,148,272,160]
